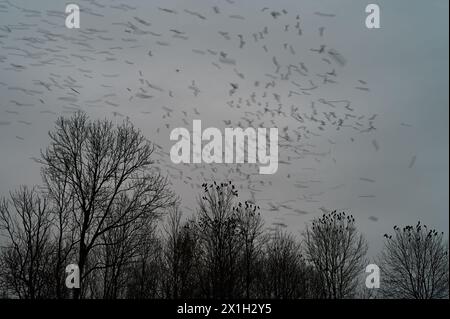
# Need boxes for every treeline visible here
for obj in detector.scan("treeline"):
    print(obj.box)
[0,113,448,299]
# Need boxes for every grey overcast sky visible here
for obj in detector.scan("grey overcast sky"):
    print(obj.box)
[0,0,448,256]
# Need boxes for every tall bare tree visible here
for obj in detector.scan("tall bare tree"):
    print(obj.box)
[195,181,242,298]
[258,230,317,299]
[162,206,198,298]
[0,186,53,298]
[125,226,163,299]
[235,201,265,298]
[303,211,368,298]
[41,169,77,298]
[379,222,449,299]
[38,112,175,298]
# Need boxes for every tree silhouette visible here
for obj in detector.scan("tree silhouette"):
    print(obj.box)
[194,181,242,298]
[125,226,163,299]
[41,167,77,298]
[303,211,368,298]
[379,222,449,299]
[162,206,198,298]
[235,200,264,298]
[259,230,318,299]
[38,112,176,298]
[0,186,53,298]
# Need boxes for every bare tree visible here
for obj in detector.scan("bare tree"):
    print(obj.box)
[80,195,155,298]
[38,112,176,298]
[303,211,368,299]
[162,206,198,298]
[235,201,264,298]
[258,230,315,299]
[195,181,242,298]
[125,225,164,299]
[162,205,183,298]
[0,186,53,298]
[379,222,449,299]
[41,169,77,298]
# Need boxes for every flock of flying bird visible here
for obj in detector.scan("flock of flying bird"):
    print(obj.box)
[0,0,417,230]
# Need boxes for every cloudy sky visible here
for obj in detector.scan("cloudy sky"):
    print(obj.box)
[0,0,448,256]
